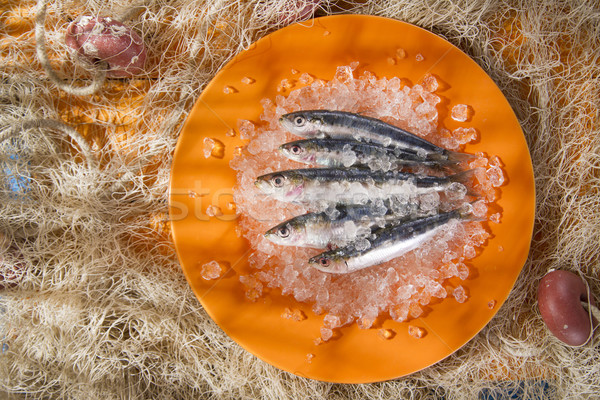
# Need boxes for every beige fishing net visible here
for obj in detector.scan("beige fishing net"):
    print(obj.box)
[0,0,598,398]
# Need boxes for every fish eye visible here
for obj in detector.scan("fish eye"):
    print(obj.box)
[271,174,285,187]
[318,257,330,267]
[290,145,303,155]
[277,225,290,238]
[293,116,306,126]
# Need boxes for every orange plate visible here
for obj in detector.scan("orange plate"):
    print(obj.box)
[169,15,535,383]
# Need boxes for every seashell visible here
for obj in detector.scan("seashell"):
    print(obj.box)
[65,16,146,78]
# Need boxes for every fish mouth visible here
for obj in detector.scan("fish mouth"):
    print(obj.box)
[254,179,270,192]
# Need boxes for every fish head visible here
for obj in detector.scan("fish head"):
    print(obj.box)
[308,252,349,274]
[279,111,324,137]
[254,171,304,201]
[278,140,317,163]
[264,221,307,246]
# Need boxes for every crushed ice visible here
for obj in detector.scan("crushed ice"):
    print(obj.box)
[231,65,501,331]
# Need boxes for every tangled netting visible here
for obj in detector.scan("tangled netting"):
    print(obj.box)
[0,0,599,399]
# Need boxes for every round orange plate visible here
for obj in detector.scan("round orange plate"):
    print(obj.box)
[169,15,535,383]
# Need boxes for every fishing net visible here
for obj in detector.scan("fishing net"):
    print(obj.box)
[0,0,598,398]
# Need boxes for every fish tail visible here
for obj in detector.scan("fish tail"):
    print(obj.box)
[445,150,478,164]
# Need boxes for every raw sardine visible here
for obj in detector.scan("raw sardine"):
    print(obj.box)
[279,138,454,169]
[309,207,477,274]
[264,203,402,249]
[279,109,474,163]
[255,167,475,204]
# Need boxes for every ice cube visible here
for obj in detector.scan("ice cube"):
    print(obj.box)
[396,48,406,59]
[409,303,423,318]
[373,199,387,216]
[463,244,476,259]
[281,307,307,321]
[239,275,263,301]
[241,76,255,85]
[445,182,468,201]
[470,200,487,219]
[320,327,334,341]
[453,285,468,303]
[367,158,383,171]
[457,263,469,280]
[357,317,375,329]
[334,65,354,84]
[385,267,399,284]
[390,304,409,322]
[341,150,358,167]
[316,288,329,304]
[418,192,440,212]
[415,53,424,62]
[487,165,505,187]
[421,73,439,92]
[203,137,215,158]
[206,205,223,217]
[429,282,447,298]
[451,104,471,122]
[378,328,395,340]
[452,127,478,143]
[277,78,294,92]
[489,155,502,168]
[323,314,341,329]
[299,73,314,85]
[408,325,426,338]
[200,261,223,280]
[238,120,256,140]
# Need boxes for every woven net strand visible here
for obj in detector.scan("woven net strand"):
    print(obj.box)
[0,0,599,399]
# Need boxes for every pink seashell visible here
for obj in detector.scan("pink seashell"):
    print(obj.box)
[65,16,146,78]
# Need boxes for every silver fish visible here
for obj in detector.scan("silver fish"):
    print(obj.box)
[264,204,402,249]
[279,138,453,169]
[279,109,474,163]
[254,167,475,204]
[309,207,477,274]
